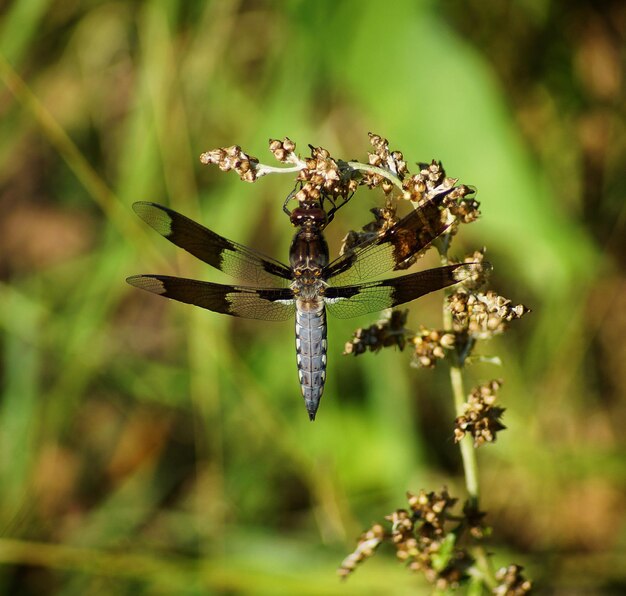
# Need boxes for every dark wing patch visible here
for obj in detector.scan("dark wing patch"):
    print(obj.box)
[133,202,292,286]
[325,263,474,319]
[127,275,295,321]
[325,197,450,285]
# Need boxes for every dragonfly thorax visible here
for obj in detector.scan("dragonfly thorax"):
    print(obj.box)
[291,276,328,301]
[289,228,329,272]
[289,225,330,301]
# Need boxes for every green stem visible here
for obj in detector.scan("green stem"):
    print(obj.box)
[440,239,498,591]
[440,241,480,503]
[450,364,479,502]
[469,545,498,590]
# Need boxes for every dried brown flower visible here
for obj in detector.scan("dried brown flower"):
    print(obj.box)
[386,509,416,552]
[344,309,409,355]
[494,564,533,595]
[444,183,481,225]
[339,200,399,256]
[401,161,455,204]
[199,145,260,183]
[337,523,385,579]
[294,145,350,203]
[453,249,491,290]
[364,132,408,191]
[340,488,482,588]
[407,488,457,536]
[454,380,506,447]
[448,289,530,339]
[391,492,453,575]
[463,500,489,540]
[410,327,456,368]
[268,137,297,163]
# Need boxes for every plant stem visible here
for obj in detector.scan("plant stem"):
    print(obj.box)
[470,545,498,590]
[255,163,305,176]
[439,239,499,591]
[450,364,479,502]
[440,241,480,503]
[346,161,404,191]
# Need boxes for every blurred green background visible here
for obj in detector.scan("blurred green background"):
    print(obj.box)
[1,1,625,594]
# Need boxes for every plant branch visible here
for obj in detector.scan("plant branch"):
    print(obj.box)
[440,241,480,503]
[255,163,306,177]
[346,161,405,191]
[450,364,480,502]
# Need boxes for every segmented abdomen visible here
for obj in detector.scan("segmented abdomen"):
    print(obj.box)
[295,302,327,421]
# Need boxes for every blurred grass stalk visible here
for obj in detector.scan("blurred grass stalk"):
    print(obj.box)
[0,51,166,267]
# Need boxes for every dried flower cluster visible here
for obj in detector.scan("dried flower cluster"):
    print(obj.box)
[362,135,481,232]
[400,160,480,237]
[268,137,297,163]
[339,489,485,590]
[454,379,506,446]
[456,249,492,289]
[339,488,530,591]
[449,288,530,339]
[340,201,398,256]
[494,564,533,596]
[295,145,357,204]
[336,524,385,579]
[364,132,408,192]
[343,309,409,355]
[199,145,260,182]
[411,327,456,368]
[199,134,481,224]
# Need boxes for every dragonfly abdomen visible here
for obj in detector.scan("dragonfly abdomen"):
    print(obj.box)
[295,302,327,421]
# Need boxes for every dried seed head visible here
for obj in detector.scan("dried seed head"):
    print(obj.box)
[386,509,415,542]
[399,164,480,237]
[410,327,456,368]
[407,488,457,535]
[340,202,399,257]
[448,289,530,339]
[344,309,408,355]
[338,487,486,588]
[454,380,506,447]
[337,523,385,579]
[269,137,297,162]
[494,565,533,596]
[463,501,489,540]
[391,151,408,176]
[295,144,355,202]
[363,132,408,190]
[200,145,260,182]
[452,249,491,290]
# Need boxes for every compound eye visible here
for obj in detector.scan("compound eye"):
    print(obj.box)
[290,210,306,226]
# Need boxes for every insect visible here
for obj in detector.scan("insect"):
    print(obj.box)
[127,196,476,420]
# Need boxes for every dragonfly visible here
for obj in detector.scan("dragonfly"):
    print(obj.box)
[127,197,476,421]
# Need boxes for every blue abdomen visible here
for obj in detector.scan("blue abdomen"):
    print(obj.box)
[295,304,327,421]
